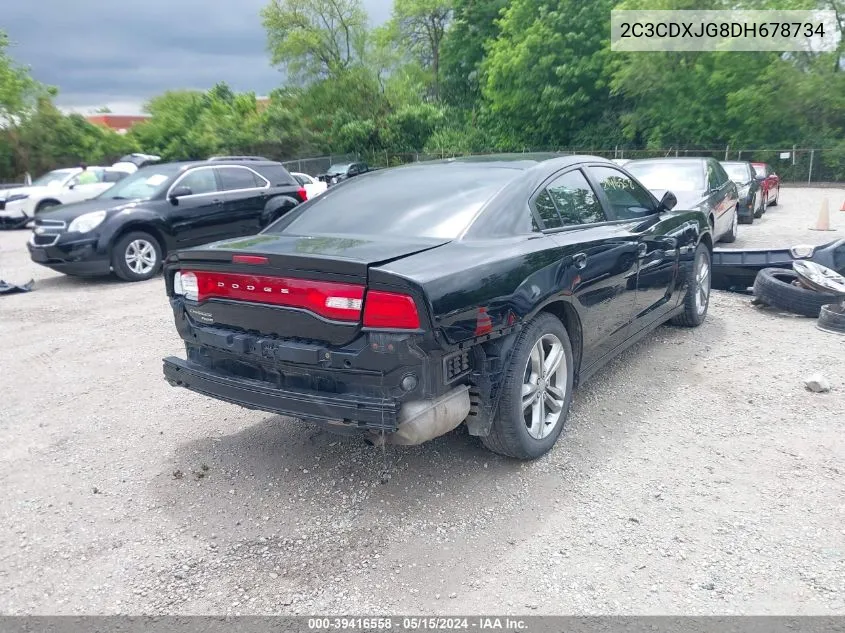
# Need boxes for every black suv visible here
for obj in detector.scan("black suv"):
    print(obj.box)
[27,159,307,282]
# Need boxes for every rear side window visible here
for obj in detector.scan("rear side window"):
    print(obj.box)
[292,174,307,186]
[533,169,605,229]
[590,166,656,220]
[254,164,297,186]
[217,167,265,191]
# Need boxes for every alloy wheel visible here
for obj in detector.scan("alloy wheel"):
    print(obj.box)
[125,239,157,275]
[522,334,568,440]
[695,249,711,315]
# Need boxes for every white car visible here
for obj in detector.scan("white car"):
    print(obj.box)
[0,166,130,223]
[291,172,328,199]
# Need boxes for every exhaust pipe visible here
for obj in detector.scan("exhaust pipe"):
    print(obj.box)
[366,385,471,447]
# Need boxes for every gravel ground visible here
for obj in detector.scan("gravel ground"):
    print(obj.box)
[0,186,843,615]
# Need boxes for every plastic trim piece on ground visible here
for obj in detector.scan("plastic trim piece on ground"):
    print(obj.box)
[0,279,34,294]
[712,238,845,293]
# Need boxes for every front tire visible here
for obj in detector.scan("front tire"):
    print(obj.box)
[671,243,711,328]
[111,231,163,282]
[482,313,574,460]
[720,206,738,244]
[754,193,766,218]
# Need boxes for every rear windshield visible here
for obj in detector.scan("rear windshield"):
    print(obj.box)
[264,165,518,239]
[721,163,750,182]
[626,161,705,192]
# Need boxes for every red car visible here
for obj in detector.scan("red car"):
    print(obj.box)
[751,162,781,207]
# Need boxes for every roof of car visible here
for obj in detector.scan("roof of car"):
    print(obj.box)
[420,153,614,170]
[626,157,711,164]
[157,159,285,172]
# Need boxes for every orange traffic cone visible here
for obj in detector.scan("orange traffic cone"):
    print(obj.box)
[810,197,836,231]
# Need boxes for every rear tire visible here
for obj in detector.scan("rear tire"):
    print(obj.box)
[753,268,840,317]
[671,243,711,328]
[111,231,163,282]
[482,313,574,460]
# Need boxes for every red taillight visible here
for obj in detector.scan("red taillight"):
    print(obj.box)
[232,255,269,265]
[184,270,364,321]
[297,187,308,202]
[363,291,420,330]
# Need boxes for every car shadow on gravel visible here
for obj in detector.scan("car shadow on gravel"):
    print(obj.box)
[154,311,728,536]
[140,312,730,610]
[30,274,125,291]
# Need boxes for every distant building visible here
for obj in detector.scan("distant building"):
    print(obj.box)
[85,114,150,135]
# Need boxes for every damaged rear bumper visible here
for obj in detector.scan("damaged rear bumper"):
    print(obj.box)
[163,356,401,429]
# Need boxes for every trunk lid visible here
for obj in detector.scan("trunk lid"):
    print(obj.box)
[172,233,447,346]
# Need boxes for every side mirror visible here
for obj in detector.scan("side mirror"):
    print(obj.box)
[658,191,677,212]
[169,185,192,204]
[68,183,76,190]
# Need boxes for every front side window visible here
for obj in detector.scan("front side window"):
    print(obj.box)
[533,169,605,229]
[589,166,655,220]
[178,169,219,195]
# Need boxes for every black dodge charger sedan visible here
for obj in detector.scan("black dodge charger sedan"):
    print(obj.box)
[626,157,739,243]
[162,155,713,459]
[27,159,306,282]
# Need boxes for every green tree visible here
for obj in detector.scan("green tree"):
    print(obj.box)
[389,0,453,100]
[481,0,615,148]
[261,0,369,82]
[439,0,508,109]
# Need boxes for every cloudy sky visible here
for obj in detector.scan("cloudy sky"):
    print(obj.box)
[4,0,392,115]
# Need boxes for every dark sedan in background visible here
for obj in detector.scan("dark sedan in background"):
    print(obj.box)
[626,157,739,243]
[27,159,306,282]
[318,162,371,186]
[162,154,713,460]
[721,161,765,224]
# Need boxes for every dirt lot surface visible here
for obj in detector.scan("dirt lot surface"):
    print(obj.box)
[1,187,844,615]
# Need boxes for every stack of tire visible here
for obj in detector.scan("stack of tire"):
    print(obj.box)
[753,266,845,334]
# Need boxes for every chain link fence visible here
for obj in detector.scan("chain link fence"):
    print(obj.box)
[282,147,844,184]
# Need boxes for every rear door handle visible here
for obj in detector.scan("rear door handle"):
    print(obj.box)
[212,198,223,206]
[572,252,587,270]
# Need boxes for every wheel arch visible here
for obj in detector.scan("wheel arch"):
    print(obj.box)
[262,195,300,227]
[108,222,169,257]
[36,198,62,211]
[536,300,584,382]
[467,297,583,438]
